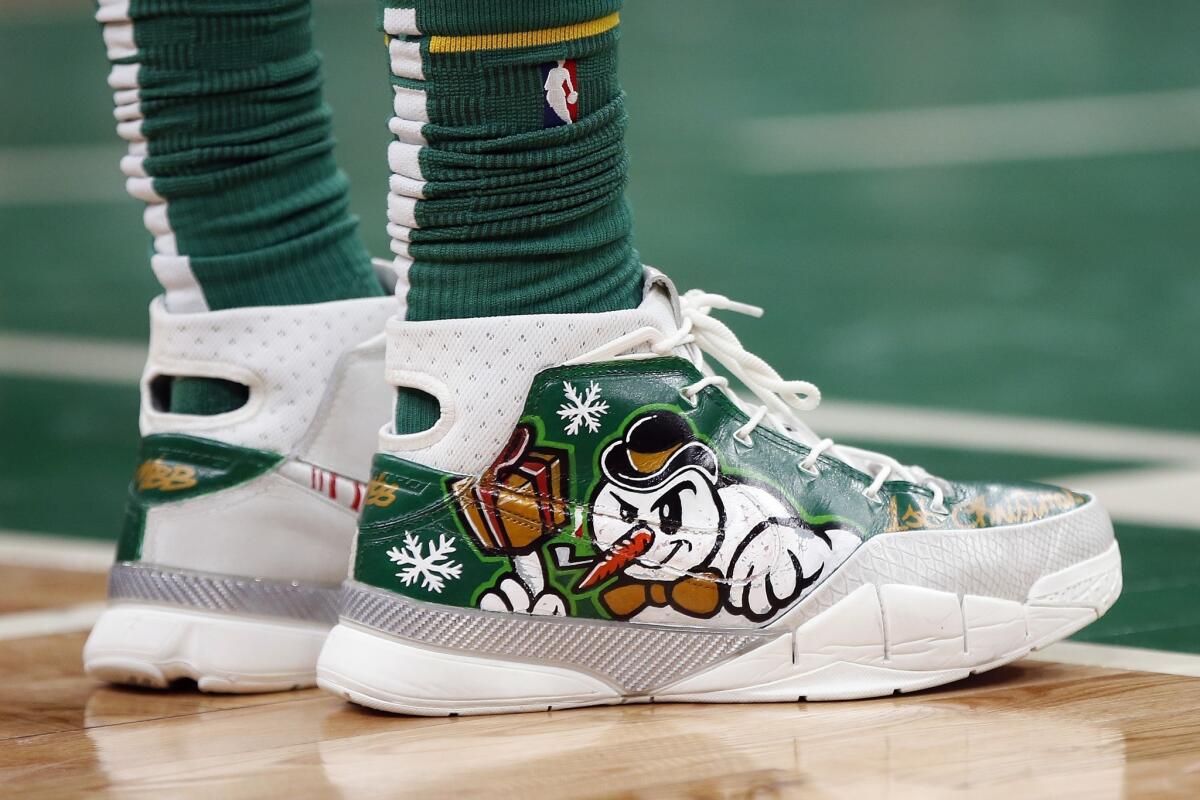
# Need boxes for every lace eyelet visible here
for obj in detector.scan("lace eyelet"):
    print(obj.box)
[797,460,821,479]
[928,500,950,516]
[862,489,884,507]
[733,430,754,448]
[679,388,699,408]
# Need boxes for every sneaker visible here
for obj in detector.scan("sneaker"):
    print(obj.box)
[316,269,1121,714]
[83,266,399,692]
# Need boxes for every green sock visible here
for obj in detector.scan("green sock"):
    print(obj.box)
[380,0,643,432]
[98,0,383,414]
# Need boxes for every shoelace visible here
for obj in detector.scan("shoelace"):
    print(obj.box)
[568,288,950,513]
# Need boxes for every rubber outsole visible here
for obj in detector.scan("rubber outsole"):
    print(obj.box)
[84,603,331,693]
[316,537,1122,716]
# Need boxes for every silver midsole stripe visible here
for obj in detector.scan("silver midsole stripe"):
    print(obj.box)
[339,581,774,694]
[108,562,340,625]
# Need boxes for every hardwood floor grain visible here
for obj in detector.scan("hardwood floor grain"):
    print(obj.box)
[1,627,1198,799]
[0,565,106,614]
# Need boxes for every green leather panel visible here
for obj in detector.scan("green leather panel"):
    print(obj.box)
[115,434,283,562]
[354,357,1084,623]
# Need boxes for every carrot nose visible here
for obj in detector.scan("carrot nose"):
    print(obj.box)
[578,527,655,591]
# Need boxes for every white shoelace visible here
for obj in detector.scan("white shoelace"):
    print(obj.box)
[568,289,949,513]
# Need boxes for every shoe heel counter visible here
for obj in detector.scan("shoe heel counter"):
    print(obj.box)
[353,452,518,610]
[354,453,472,599]
[115,434,282,563]
[352,430,596,615]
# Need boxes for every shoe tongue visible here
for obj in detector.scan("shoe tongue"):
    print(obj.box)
[638,271,927,483]
[641,266,685,334]
[639,270,826,446]
[770,407,909,477]
[772,413,823,449]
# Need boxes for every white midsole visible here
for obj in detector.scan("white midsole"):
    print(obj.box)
[658,539,1121,702]
[318,522,1122,715]
[84,603,331,693]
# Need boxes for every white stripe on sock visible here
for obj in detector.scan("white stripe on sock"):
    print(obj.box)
[125,176,163,203]
[120,152,147,178]
[151,254,206,313]
[102,21,137,59]
[386,223,414,243]
[387,141,425,180]
[388,116,427,146]
[155,233,178,257]
[393,85,429,122]
[389,38,424,80]
[107,62,139,90]
[143,202,169,235]
[392,255,413,318]
[100,7,208,313]
[115,118,143,142]
[387,193,419,228]
[390,239,411,259]
[385,9,425,308]
[112,99,141,123]
[94,0,131,25]
[389,174,426,200]
[382,7,420,36]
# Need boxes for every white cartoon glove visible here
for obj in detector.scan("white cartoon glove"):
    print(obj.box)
[479,576,567,616]
[726,523,859,620]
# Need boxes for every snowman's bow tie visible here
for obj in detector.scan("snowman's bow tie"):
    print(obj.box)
[601,572,722,618]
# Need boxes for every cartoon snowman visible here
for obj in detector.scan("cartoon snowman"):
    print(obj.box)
[481,410,859,624]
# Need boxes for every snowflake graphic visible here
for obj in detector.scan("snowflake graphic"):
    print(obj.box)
[386,532,463,594]
[557,380,609,435]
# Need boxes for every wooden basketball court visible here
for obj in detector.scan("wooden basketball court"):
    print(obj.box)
[4,1,1200,797]
[0,562,1197,798]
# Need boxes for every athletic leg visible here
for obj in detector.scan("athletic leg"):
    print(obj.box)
[378,1,643,431]
[97,0,383,412]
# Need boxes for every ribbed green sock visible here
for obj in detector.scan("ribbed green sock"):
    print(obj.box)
[380,0,643,433]
[98,0,383,415]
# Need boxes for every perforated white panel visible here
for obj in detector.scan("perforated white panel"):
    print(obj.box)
[381,277,680,474]
[140,294,397,456]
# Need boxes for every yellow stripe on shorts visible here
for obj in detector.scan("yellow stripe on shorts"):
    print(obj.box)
[428,12,619,54]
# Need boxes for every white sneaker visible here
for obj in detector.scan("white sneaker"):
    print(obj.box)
[83,269,398,692]
[316,268,1121,714]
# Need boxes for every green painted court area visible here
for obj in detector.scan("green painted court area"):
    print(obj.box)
[1,2,1197,653]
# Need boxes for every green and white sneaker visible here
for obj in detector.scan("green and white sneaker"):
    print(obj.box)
[83,269,398,692]
[316,269,1121,715]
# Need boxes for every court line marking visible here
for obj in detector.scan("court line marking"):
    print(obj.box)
[0,145,128,206]
[1046,465,1200,529]
[1028,641,1200,679]
[0,332,145,385]
[5,332,1200,465]
[808,400,1200,465]
[0,602,107,641]
[740,87,1200,173]
[11,87,1200,204]
[0,531,114,573]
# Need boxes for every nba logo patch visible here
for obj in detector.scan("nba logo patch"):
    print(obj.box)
[541,59,579,127]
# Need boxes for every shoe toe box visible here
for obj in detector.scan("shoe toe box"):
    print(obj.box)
[945,480,1089,530]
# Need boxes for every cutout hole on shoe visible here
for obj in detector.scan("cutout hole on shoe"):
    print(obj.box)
[148,374,250,416]
[394,386,441,435]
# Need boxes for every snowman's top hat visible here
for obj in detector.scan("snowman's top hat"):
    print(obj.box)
[600,411,718,491]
